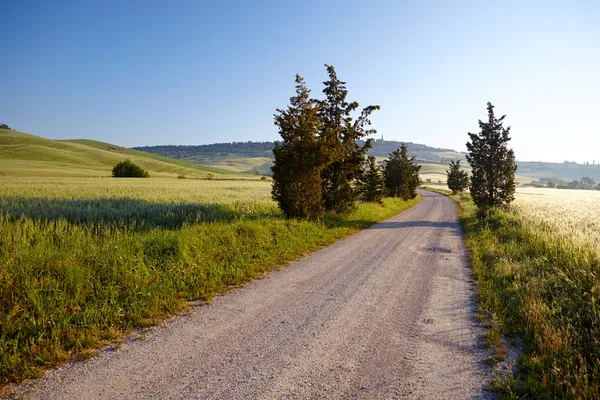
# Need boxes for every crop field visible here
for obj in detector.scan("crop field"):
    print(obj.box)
[450,187,600,398]
[0,176,420,385]
[0,177,277,228]
[513,187,600,253]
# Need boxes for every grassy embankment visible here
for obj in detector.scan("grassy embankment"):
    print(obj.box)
[427,187,600,399]
[0,177,421,386]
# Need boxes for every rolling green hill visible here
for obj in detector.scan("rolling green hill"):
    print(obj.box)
[0,129,235,178]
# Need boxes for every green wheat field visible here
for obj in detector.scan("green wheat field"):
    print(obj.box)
[0,128,421,384]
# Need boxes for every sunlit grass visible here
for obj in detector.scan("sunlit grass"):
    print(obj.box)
[0,177,420,385]
[440,187,600,398]
[513,187,600,254]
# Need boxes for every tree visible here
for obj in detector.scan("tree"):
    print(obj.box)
[446,160,469,194]
[466,102,517,209]
[581,176,596,189]
[383,143,421,200]
[112,159,149,178]
[0,124,11,130]
[361,156,385,204]
[271,75,327,221]
[316,65,380,213]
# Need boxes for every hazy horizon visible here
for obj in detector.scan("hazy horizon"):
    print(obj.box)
[2,1,599,163]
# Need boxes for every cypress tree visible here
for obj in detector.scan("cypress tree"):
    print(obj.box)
[446,160,469,194]
[361,155,385,204]
[383,143,421,200]
[316,65,379,213]
[466,102,517,209]
[272,75,326,220]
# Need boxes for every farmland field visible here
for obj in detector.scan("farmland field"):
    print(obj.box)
[452,187,600,398]
[513,187,600,253]
[0,176,420,385]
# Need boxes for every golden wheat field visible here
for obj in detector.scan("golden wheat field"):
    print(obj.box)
[514,187,600,253]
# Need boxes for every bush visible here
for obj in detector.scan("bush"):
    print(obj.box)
[112,159,149,178]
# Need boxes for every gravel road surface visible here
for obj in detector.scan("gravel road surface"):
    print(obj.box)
[12,190,493,399]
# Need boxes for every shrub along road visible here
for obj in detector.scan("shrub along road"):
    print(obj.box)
[13,190,492,399]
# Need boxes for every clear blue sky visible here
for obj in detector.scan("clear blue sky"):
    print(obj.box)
[2,0,599,163]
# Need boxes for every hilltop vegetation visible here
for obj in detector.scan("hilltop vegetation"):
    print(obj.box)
[0,128,233,178]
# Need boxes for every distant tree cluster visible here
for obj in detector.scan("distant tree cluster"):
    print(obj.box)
[446,160,469,194]
[133,142,274,159]
[134,138,464,165]
[112,159,149,178]
[527,176,600,191]
[466,102,517,211]
[0,123,12,130]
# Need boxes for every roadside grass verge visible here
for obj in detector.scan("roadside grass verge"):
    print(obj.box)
[0,196,420,386]
[427,188,600,398]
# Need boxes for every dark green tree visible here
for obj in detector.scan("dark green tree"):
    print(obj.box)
[446,160,469,194]
[466,102,517,209]
[361,156,385,204]
[383,143,421,200]
[112,159,149,178]
[316,65,380,213]
[272,75,327,221]
[581,176,596,189]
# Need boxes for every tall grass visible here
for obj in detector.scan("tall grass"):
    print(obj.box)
[0,177,420,385]
[443,189,600,399]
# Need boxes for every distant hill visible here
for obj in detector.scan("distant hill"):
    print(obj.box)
[133,139,467,176]
[515,161,600,182]
[134,139,600,183]
[0,128,235,178]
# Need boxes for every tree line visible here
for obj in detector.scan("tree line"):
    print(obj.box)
[527,177,600,191]
[133,142,274,158]
[271,65,420,220]
[273,66,517,219]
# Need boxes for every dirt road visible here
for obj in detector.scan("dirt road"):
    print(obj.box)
[13,190,492,399]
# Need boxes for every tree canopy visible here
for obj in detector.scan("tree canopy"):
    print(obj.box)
[466,102,517,209]
[446,160,469,194]
[317,65,380,213]
[383,143,421,200]
[361,156,385,204]
[272,75,326,220]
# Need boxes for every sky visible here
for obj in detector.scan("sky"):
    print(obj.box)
[1,0,599,163]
